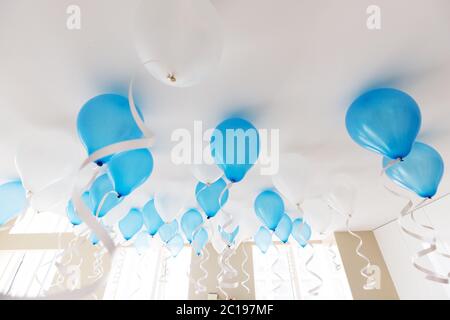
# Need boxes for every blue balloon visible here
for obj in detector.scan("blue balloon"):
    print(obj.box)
[210,117,260,183]
[192,227,208,256]
[89,174,123,218]
[181,209,204,243]
[119,208,144,241]
[90,232,100,246]
[292,218,312,248]
[107,149,153,197]
[254,226,272,254]
[0,181,27,225]
[66,191,93,226]
[383,142,444,198]
[274,214,292,243]
[219,225,239,247]
[195,178,229,218]
[254,190,284,231]
[77,94,144,165]
[167,234,184,257]
[142,199,164,236]
[346,88,421,160]
[159,220,179,243]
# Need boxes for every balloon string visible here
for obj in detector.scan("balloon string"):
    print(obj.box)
[295,219,324,295]
[381,164,450,283]
[129,252,147,299]
[219,182,234,234]
[328,242,341,271]
[398,199,449,283]
[216,250,229,300]
[110,247,127,299]
[271,244,283,295]
[88,248,105,282]
[304,243,323,296]
[345,215,376,289]
[128,60,159,143]
[240,243,251,294]
[217,247,239,300]
[196,247,210,295]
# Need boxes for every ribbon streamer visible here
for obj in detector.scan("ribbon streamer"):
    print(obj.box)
[327,242,341,271]
[345,215,376,289]
[296,219,324,295]
[219,182,234,234]
[304,244,323,296]
[271,244,283,295]
[398,200,449,283]
[196,247,210,295]
[381,162,450,283]
[240,242,251,294]
[217,246,239,300]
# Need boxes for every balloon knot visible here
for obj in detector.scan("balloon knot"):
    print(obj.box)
[167,73,177,83]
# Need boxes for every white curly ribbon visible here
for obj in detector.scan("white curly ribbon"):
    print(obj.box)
[88,248,106,282]
[195,247,210,295]
[219,182,234,233]
[240,242,251,294]
[327,242,341,272]
[345,214,376,290]
[382,159,450,284]
[217,246,239,300]
[304,244,323,296]
[271,243,283,295]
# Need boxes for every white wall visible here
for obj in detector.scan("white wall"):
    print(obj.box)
[374,196,450,300]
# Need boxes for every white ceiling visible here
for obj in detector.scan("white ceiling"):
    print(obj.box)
[1,0,450,230]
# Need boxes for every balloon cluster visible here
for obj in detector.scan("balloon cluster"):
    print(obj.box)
[346,88,448,284]
[346,88,443,198]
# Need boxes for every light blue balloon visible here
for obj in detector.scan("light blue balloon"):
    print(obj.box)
[181,209,204,243]
[0,181,27,225]
[219,225,239,247]
[274,214,292,243]
[119,208,144,241]
[90,232,99,246]
[195,178,228,218]
[383,142,444,198]
[89,221,108,246]
[142,199,164,237]
[254,190,284,231]
[254,226,272,254]
[346,88,421,160]
[167,234,184,257]
[77,94,144,165]
[107,149,153,197]
[192,227,208,256]
[210,117,260,183]
[292,218,312,248]
[159,220,179,243]
[66,191,93,226]
[89,174,123,218]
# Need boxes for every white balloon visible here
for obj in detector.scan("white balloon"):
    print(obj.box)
[30,175,75,213]
[154,183,189,222]
[302,198,334,235]
[210,229,226,254]
[325,174,357,217]
[191,163,222,185]
[134,0,223,87]
[272,153,313,207]
[15,130,84,193]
